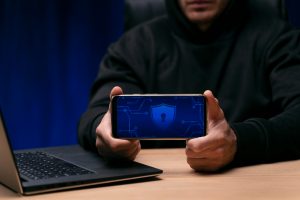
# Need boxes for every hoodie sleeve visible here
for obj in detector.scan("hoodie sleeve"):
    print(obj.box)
[231,29,300,165]
[77,28,150,151]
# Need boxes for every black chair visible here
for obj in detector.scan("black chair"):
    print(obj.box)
[248,0,287,20]
[124,0,288,31]
[124,0,166,30]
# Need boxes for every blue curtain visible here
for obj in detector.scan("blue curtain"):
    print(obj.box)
[286,1,300,28]
[0,0,123,149]
[0,0,299,150]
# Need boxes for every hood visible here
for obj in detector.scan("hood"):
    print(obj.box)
[165,0,247,43]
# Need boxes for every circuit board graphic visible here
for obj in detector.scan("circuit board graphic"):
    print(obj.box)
[114,95,205,138]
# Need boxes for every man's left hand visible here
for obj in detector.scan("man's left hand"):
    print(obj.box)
[186,90,237,172]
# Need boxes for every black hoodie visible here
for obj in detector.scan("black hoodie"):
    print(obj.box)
[78,0,300,166]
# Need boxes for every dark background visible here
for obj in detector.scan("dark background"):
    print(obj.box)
[0,0,300,150]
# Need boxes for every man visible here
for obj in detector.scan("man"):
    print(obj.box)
[78,0,300,171]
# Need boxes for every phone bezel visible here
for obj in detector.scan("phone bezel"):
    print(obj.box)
[111,94,207,140]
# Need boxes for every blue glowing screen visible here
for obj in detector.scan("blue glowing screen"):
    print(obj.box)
[112,95,206,139]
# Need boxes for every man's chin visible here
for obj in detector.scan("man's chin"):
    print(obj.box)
[187,10,216,23]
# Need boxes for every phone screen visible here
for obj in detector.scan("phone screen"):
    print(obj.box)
[112,95,206,139]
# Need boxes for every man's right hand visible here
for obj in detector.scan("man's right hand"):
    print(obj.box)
[95,86,141,160]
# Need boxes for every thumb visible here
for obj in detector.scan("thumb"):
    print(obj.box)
[203,90,224,123]
[108,86,123,113]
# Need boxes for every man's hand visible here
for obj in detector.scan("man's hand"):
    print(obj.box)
[186,90,237,171]
[95,86,141,160]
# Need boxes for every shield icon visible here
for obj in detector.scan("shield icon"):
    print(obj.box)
[151,104,176,129]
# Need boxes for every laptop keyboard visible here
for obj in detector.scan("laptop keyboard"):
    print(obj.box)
[15,151,94,180]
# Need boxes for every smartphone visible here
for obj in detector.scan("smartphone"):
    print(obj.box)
[112,94,206,139]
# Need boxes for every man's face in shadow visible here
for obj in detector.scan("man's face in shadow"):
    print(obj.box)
[178,0,231,31]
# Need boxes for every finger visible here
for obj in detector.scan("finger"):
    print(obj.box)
[97,135,140,158]
[186,134,222,153]
[186,145,212,158]
[187,157,222,172]
[99,128,140,152]
[110,139,140,153]
[186,146,225,159]
[95,112,113,140]
[203,90,224,123]
[126,142,141,160]
[96,111,125,146]
[96,109,139,153]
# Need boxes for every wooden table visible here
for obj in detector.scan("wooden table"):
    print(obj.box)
[1,148,300,199]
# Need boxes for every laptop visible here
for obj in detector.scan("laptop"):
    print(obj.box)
[0,110,162,195]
